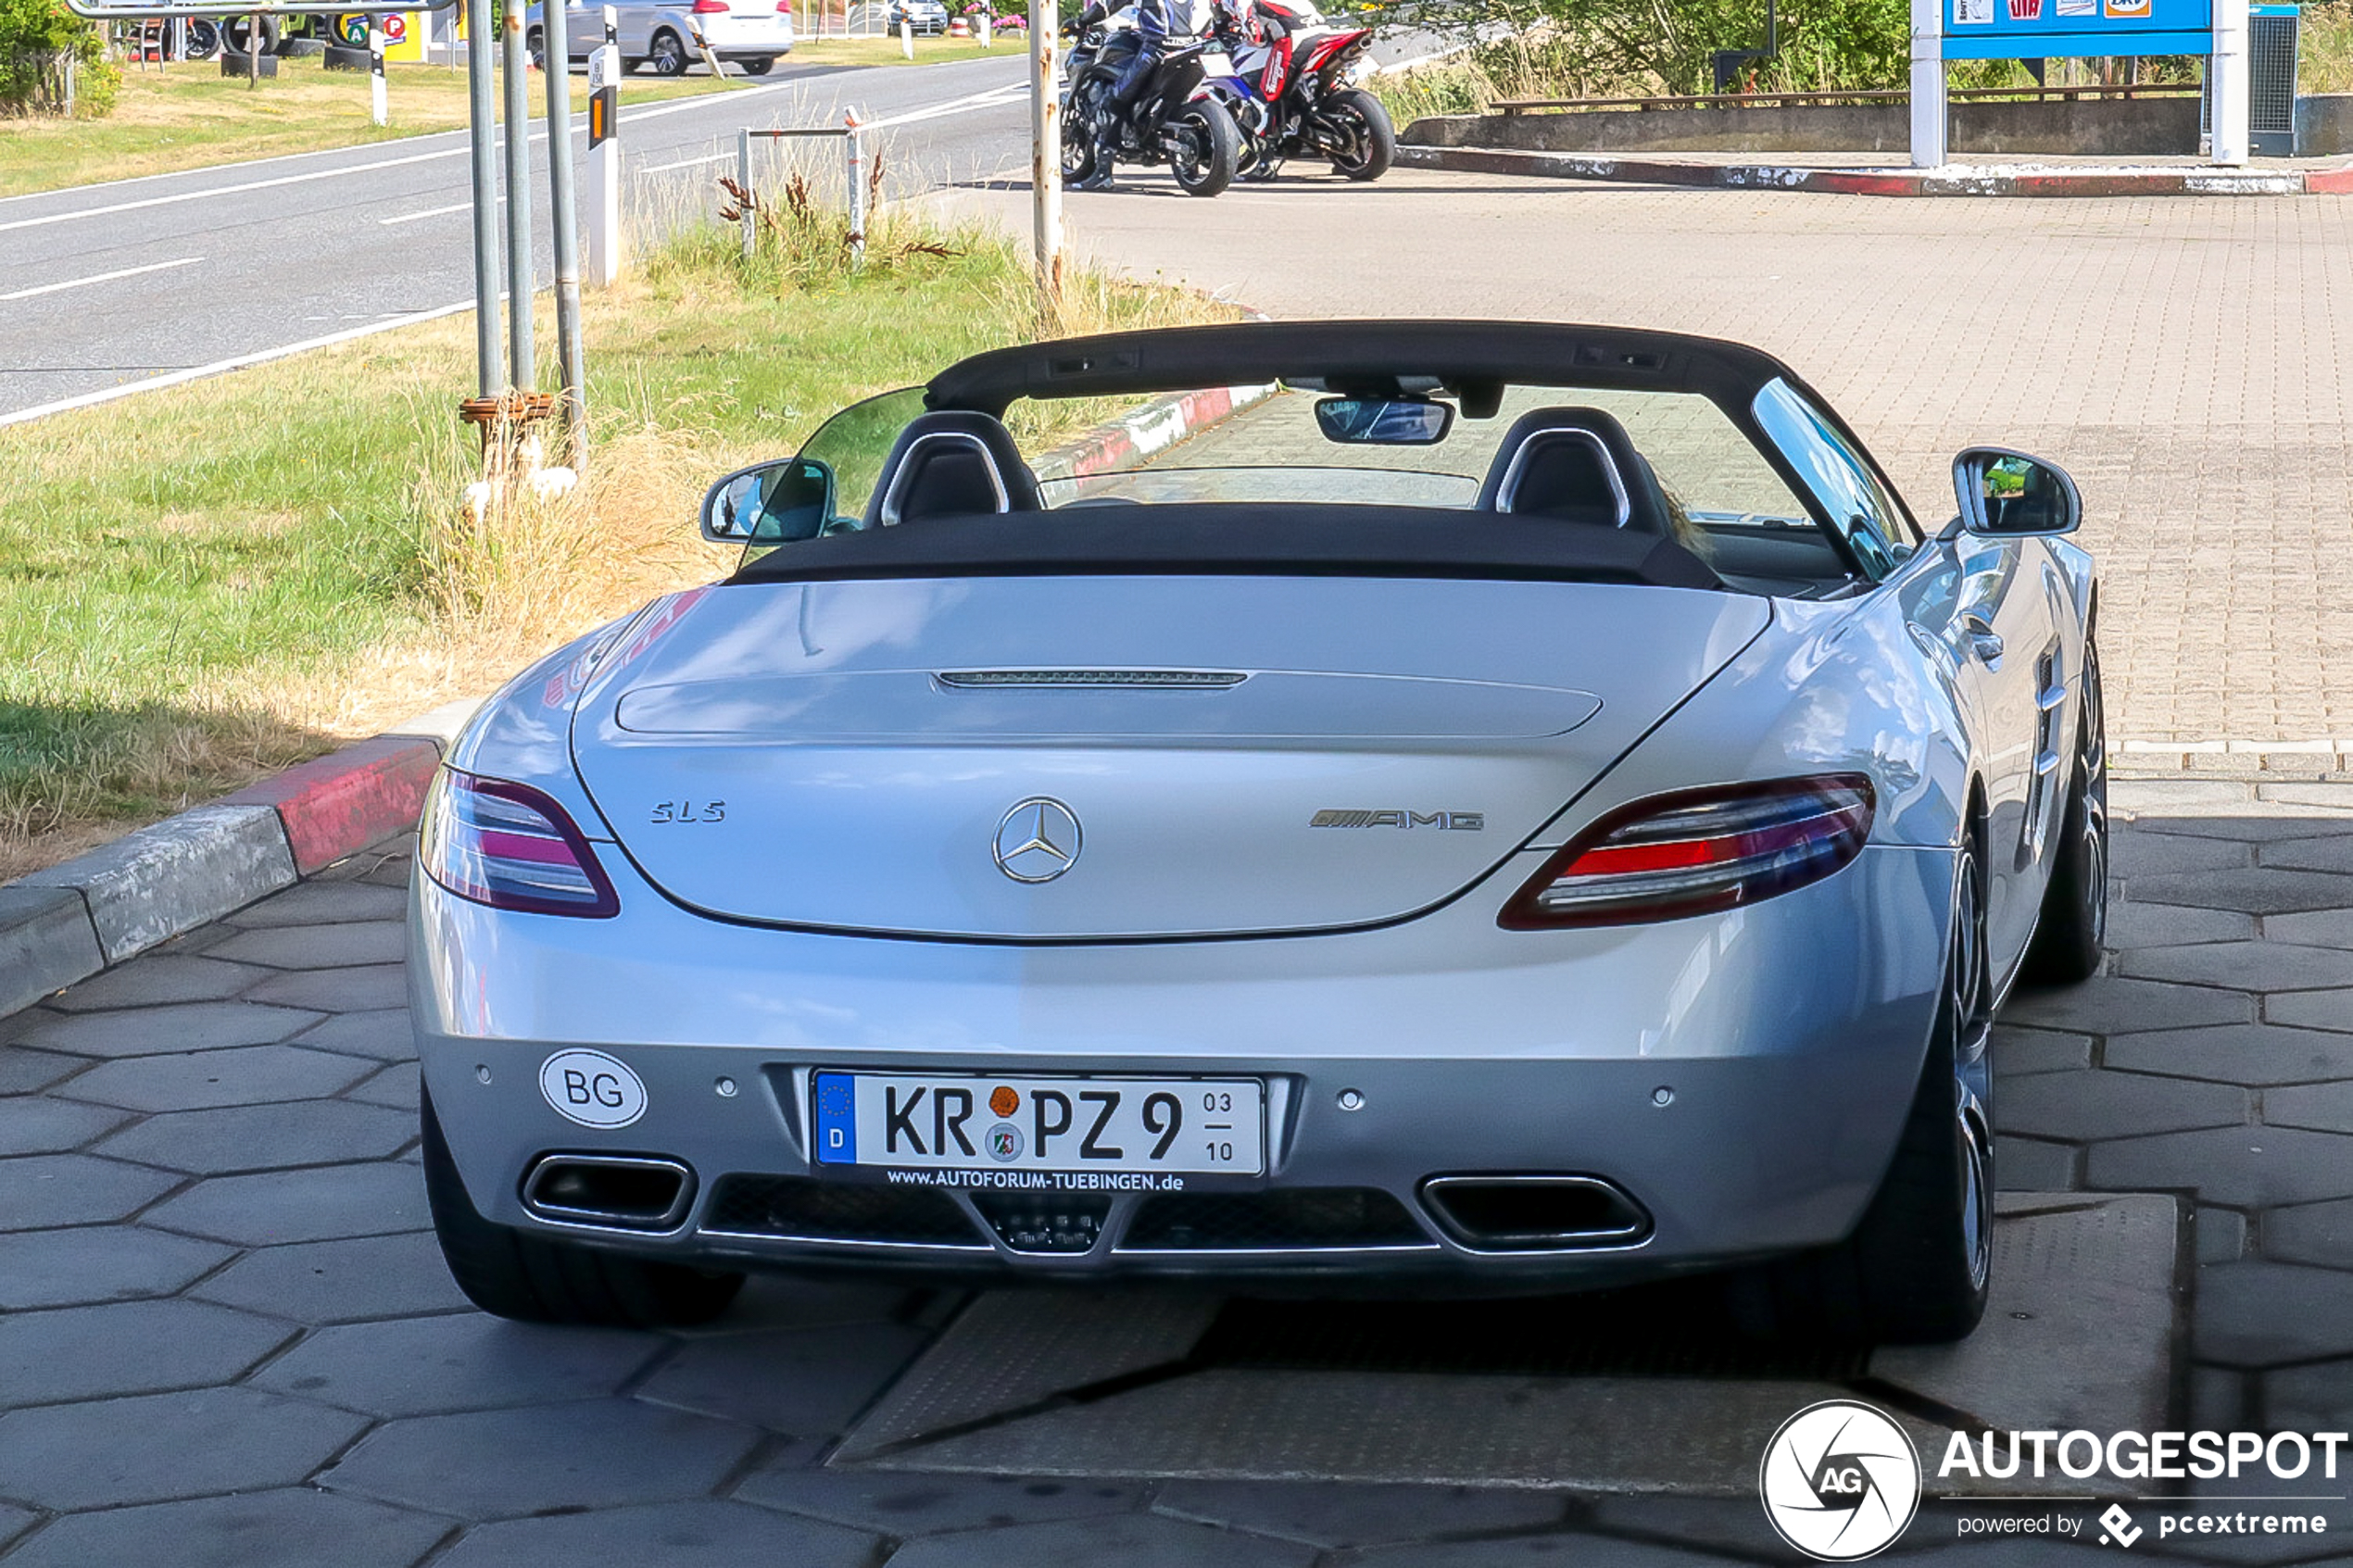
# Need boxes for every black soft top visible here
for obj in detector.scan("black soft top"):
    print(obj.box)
[727,504,1722,591]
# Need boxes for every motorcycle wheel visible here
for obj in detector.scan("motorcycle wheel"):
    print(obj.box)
[1169,98,1240,198]
[1063,82,1108,185]
[1322,87,1396,182]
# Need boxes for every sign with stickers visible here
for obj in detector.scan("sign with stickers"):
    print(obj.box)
[1943,0,2210,56]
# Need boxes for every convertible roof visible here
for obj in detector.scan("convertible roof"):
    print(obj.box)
[924,320,1806,416]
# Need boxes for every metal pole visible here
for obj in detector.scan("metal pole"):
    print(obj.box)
[369,25,387,124]
[503,0,535,390]
[246,9,259,90]
[737,126,756,258]
[586,12,622,287]
[1908,0,1944,169]
[1029,0,1062,309]
[466,0,501,396]
[543,0,587,462]
[2211,0,2250,165]
[844,112,866,270]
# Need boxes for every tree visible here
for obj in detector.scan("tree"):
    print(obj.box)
[1396,0,1908,96]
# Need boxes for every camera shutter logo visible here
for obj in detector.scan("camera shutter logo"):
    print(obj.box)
[1759,1399,1921,1561]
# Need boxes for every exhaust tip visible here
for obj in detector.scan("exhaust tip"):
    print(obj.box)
[1420,1174,1652,1252]
[522,1154,696,1232]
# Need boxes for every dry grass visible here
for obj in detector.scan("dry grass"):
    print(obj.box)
[1,168,1232,876]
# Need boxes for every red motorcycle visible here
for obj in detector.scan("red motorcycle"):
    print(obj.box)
[1205,0,1394,182]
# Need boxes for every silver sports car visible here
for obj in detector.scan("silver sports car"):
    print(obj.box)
[409,320,2103,1344]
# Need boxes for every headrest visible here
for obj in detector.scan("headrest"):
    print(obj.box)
[866,411,1041,529]
[1475,406,1670,533]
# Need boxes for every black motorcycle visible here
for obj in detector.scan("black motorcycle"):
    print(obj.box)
[1062,22,1243,198]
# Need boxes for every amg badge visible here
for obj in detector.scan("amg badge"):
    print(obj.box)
[1311,809,1484,831]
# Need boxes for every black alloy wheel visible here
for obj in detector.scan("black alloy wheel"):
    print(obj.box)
[1321,86,1395,181]
[2024,635,2108,984]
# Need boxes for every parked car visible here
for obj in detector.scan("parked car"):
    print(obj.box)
[412,320,2103,1347]
[527,0,793,75]
[888,0,952,33]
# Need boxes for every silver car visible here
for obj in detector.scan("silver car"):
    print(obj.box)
[409,320,2104,1344]
[528,0,793,75]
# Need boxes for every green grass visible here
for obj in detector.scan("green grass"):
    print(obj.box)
[0,188,1227,875]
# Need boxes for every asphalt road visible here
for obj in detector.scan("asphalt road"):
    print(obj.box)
[0,54,1035,420]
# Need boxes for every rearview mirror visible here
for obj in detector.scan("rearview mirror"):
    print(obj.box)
[1953,447,2081,538]
[700,458,837,545]
[1315,396,1453,446]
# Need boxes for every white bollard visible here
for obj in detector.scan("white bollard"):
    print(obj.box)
[2210,0,2251,165]
[369,26,388,125]
[1907,0,1944,169]
[900,15,912,57]
[978,10,990,47]
[586,39,623,284]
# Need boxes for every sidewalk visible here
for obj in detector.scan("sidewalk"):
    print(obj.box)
[1396,144,2353,196]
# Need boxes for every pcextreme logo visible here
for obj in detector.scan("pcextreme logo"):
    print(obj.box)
[1758,1400,1922,1561]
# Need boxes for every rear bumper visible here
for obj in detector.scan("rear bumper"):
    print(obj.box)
[696,15,792,52]
[411,842,1956,1288]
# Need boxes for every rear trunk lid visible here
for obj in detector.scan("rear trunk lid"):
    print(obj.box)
[570,576,1768,939]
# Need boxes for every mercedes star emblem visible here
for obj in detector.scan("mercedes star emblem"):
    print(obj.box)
[994,797,1082,884]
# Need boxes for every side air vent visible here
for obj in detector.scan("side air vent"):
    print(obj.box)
[937,670,1248,690]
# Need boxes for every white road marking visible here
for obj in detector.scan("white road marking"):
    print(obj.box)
[0,256,203,300]
[0,299,477,430]
[636,151,734,174]
[378,198,497,224]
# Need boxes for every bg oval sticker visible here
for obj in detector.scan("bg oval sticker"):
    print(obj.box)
[538,1049,648,1129]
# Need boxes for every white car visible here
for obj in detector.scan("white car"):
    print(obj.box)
[529,0,794,75]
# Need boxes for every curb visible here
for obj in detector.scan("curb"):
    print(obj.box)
[0,709,470,1017]
[1029,381,1279,483]
[1398,144,2349,197]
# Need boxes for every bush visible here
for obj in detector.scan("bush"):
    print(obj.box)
[1392,0,1909,98]
[0,0,118,117]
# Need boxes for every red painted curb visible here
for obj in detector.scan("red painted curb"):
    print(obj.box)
[2309,168,2353,194]
[220,734,444,875]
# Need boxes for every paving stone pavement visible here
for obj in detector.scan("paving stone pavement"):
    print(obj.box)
[6,797,2353,1564]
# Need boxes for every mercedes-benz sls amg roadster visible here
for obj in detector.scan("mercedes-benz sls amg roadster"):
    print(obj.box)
[410,320,2104,1343]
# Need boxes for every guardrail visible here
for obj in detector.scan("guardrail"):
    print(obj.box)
[1493,82,2203,115]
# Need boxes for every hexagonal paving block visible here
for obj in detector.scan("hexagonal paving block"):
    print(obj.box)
[94,1098,417,1175]
[1994,1071,2246,1142]
[2000,977,2252,1035]
[254,1313,665,1417]
[143,1160,431,1246]
[2194,1261,2353,1367]
[0,1223,233,1311]
[2261,835,2353,874]
[244,964,408,1014]
[0,1386,368,1510]
[671,1273,918,1337]
[0,1151,182,1228]
[2111,832,2252,877]
[58,1044,376,1112]
[1152,1480,1567,1549]
[2120,942,2353,994]
[2103,1023,2353,1086]
[42,957,270,1013]
[2127,869,2353,916]
[2263,1361,2353,1436]
[1342,1537,1786,1566]
[736,1468,1145,1537]
[292,1009,415,1063]
[1994,1136,2077,1192]
[0,1298,290,1407]
[0,1047,90,1097]
[634,1322,931,1436]
[0,1095,130,1156]
[1585,1496,1802,1561]
[3,1000,324,1060]
[0,1486,452,1568]
[2085,1125,2353,1210]
[208,922,408,971]
[228,880,411,929]
[321,1399,761,1518]
[2197,1207,2248,1264]
[2262,1082,2353,1135]
[2261,990,2353,1034]
[2108,901,2257,950]
[883,1512,1319,1568]
[436,1500,878,1568]
[2264,909,2353,951]
[1991,1026,2093,1078]
[2264,1198,2353,1270]
[191,1228,471,1323]
[345,1061,420,1112]
[2138,811,2353,843]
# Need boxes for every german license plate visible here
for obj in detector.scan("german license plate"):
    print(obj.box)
[812,1072,1265,1191]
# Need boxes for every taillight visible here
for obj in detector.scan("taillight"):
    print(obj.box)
[691,1,728,13]
[421,769,620,918]
[1499,774,1874,930]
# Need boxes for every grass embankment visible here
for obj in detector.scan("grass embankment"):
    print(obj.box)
[0,175,1230,877]
[792,34,1023,67]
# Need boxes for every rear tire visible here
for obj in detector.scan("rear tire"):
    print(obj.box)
[1062,80,1109,187]
[421,1089,745,1327]
[741,54,776,74]
[1170,98,1240,197]
[1729,840,1995,1345]
[2025,636,2108,985]
[1322,86,1394,181]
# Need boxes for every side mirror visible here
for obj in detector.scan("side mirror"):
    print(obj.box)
[1953,447,2081,538]
[1315,395,1453,446]
[700,458,837,545]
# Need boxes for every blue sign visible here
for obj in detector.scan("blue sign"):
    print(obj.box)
[1943,0,2214,58]
[813,1072,857,1164]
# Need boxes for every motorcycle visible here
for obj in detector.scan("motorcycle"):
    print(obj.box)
[1062,10,1244,198]
[1205,0,1395,182]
